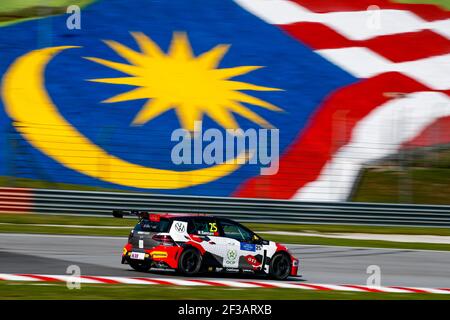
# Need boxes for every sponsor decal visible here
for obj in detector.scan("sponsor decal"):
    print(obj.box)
[150,251,168,259]
[240,242,256,252]
[245,255,261,267]
[225,249,237,265]
[215,267,223,272]
[198,230,213,236]
[225,268,240,273]
[130,252,145,260]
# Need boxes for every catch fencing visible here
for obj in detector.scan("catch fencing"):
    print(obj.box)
[1,188,450,227]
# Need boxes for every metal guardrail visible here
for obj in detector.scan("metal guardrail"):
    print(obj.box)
[1,188,450,227]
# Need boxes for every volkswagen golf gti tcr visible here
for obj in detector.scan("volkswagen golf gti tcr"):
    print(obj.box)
[113,211,299,280]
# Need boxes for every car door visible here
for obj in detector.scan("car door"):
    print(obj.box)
[218,219,265,271]
[186,217,225,268]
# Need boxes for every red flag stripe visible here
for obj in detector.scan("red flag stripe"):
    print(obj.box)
[290,0,450,21]
[281,23,450,63]
[233,72,445,199]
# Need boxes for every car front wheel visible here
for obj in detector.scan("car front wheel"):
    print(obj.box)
[269,253,291,280]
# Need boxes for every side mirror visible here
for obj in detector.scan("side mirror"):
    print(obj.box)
[252,234,264,244]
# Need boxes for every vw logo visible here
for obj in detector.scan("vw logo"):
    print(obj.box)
[174,222,185,233]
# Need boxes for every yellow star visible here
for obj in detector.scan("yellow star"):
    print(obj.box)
[85,32,283,131]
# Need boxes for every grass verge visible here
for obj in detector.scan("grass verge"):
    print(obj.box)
[0,0,95,26]
[1,281,449,300]
[395,0,450,10]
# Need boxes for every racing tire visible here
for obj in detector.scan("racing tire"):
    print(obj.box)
[178,247,202,276]
[129,260,151,272]
[269,252,291,280]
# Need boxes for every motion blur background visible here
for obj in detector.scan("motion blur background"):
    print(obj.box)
[0,0,449,205]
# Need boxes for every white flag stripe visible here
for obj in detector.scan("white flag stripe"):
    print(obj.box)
[295,92,450,201]
[427,18,450,39]
[317,48,450,90]
[317,47,391,78]
[233,0,450,40]
[234,0,309,25]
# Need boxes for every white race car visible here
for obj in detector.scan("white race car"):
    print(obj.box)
[114,211,299,280]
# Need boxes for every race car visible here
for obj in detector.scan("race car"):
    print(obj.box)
[113,210,299,280]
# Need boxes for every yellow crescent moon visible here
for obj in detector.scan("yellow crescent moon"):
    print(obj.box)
[2,46,248,189]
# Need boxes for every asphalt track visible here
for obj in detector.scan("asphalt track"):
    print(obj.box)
[1,233,450,288]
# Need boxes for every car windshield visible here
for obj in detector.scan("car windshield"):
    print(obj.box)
[134,218,171,232]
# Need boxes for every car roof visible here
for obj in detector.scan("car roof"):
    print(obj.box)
[149,213,212,219]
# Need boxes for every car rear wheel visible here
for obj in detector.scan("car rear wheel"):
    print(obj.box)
[269,253,291,280]
[178,247,202,276]
[129,260,151,272]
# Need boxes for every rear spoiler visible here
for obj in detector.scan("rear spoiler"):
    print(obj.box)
[112,210,149,219]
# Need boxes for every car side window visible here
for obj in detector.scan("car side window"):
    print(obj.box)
[188,218,218,236]
[220,220,253,242]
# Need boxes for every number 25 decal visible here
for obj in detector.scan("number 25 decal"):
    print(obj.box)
[209,222,217,232]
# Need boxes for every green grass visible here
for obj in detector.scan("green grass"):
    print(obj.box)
[0,0,95,26]
[395,0,450,9]
[1,213,450,251]
[352,168,450,204]
[353,148,450,204]
[1,281,449,300]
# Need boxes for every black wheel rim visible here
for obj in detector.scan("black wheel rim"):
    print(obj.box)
[273,255,290,278]
[182,251,198,273]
